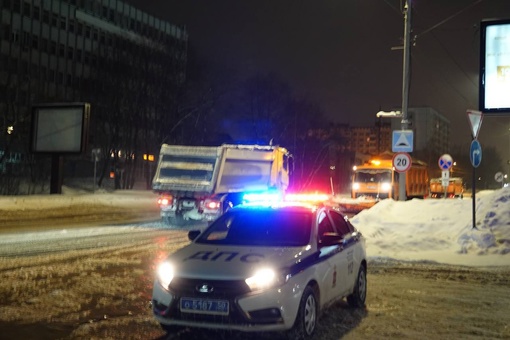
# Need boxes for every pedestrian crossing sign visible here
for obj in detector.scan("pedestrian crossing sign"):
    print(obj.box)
[392,130,413,152]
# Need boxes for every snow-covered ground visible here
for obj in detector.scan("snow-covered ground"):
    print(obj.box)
[1,186,509,267]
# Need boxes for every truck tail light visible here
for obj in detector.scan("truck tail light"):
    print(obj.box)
[205,200,221,210]
[158,196,172,207]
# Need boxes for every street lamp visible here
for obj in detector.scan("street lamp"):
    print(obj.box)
[376,111,402,118]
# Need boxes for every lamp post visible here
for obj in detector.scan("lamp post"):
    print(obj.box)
[374,1,412,201]
[398,0,412,202]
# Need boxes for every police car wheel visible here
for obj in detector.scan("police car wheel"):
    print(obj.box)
[287,285,318,339]
[347,264,367,308]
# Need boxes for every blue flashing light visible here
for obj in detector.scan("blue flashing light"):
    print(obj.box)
[242,191,283,204]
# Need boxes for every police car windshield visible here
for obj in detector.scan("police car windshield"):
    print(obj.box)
[196,209,312,247]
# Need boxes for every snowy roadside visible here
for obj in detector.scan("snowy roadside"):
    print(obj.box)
[0,187,160,232]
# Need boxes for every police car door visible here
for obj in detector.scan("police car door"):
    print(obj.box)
[330,210,358,294]
[317,209,349,304]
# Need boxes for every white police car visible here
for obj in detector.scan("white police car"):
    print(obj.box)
[152,193,367,339]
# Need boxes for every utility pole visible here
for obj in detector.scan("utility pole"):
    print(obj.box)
[399,0,412,201]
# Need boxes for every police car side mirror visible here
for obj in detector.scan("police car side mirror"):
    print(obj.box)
[320,232,343,246]
[188,230,201,241]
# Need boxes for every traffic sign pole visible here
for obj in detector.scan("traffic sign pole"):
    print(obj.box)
[469,140,482,230]
[472,159,477,230]
[466,110,483,231]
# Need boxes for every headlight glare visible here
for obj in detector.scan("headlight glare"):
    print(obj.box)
[157,261,174,289]
[381,182,391,191]
[245,268,278,291]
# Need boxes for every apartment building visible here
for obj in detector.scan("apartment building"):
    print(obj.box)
[0,0,187,182]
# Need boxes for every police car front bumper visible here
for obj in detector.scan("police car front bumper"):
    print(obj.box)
[152,278,303,332]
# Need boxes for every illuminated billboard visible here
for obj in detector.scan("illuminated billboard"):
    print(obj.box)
[31,103,90,154]
[479,19,510,114]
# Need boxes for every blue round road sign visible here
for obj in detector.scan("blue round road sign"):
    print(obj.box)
[438,154,453,170]
[470,140,482,168]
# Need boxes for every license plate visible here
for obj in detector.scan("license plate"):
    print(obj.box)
[180,297,229,315]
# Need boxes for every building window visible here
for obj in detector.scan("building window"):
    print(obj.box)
[10,29,19,43]
[21,31,30,49]
[40,38,48,52]
[40,66,47,80]
[50,41,56,55]
[57,71,64,84]
[76,23,83,35]
[59,43,65,57]
[51,13,57,27]
[33,6,40,20]
[2,24,11,41]
[2,1,11,10]
[60,16,67,30]
[31,35,39,49]
[23,2,30,17]
[43,10,50,24]
[12,0,20,14]
[85,26,91,39]
[49,69,55,82]
[68,20,74,33]
[30,64,38,76]
[67,46,73,59]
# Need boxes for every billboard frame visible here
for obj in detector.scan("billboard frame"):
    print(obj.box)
[479,18,510,115]
[30,102,91,154]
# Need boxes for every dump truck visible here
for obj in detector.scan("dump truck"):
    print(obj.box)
[429,177,464,199]
[152,144,291,225]
[351,153,429,200]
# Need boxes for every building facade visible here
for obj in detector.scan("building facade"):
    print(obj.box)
[0,0,187,189]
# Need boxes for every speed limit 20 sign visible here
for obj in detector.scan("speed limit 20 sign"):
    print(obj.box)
[392,152,412,173]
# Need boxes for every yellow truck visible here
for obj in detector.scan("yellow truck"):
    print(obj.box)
[351,153,429,200]
[429,177,464,199]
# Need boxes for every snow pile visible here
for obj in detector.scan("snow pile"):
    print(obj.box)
[350,187,510,266]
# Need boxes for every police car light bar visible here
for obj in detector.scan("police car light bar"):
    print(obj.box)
[242,191,283,203]
[284,193,330,203]
[242,191,330,205]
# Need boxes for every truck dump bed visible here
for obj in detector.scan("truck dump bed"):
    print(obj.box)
[152,144,289,195]
[152,144,223,194]
[215,144,288,193]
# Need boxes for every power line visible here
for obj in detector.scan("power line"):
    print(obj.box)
[414,0,485,39]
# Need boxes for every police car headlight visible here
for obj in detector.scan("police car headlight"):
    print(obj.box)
[157,261,174,289]
[381,182,391,191]
[245,268,289,291]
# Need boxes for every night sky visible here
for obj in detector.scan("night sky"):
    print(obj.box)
[126,0,510,164]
